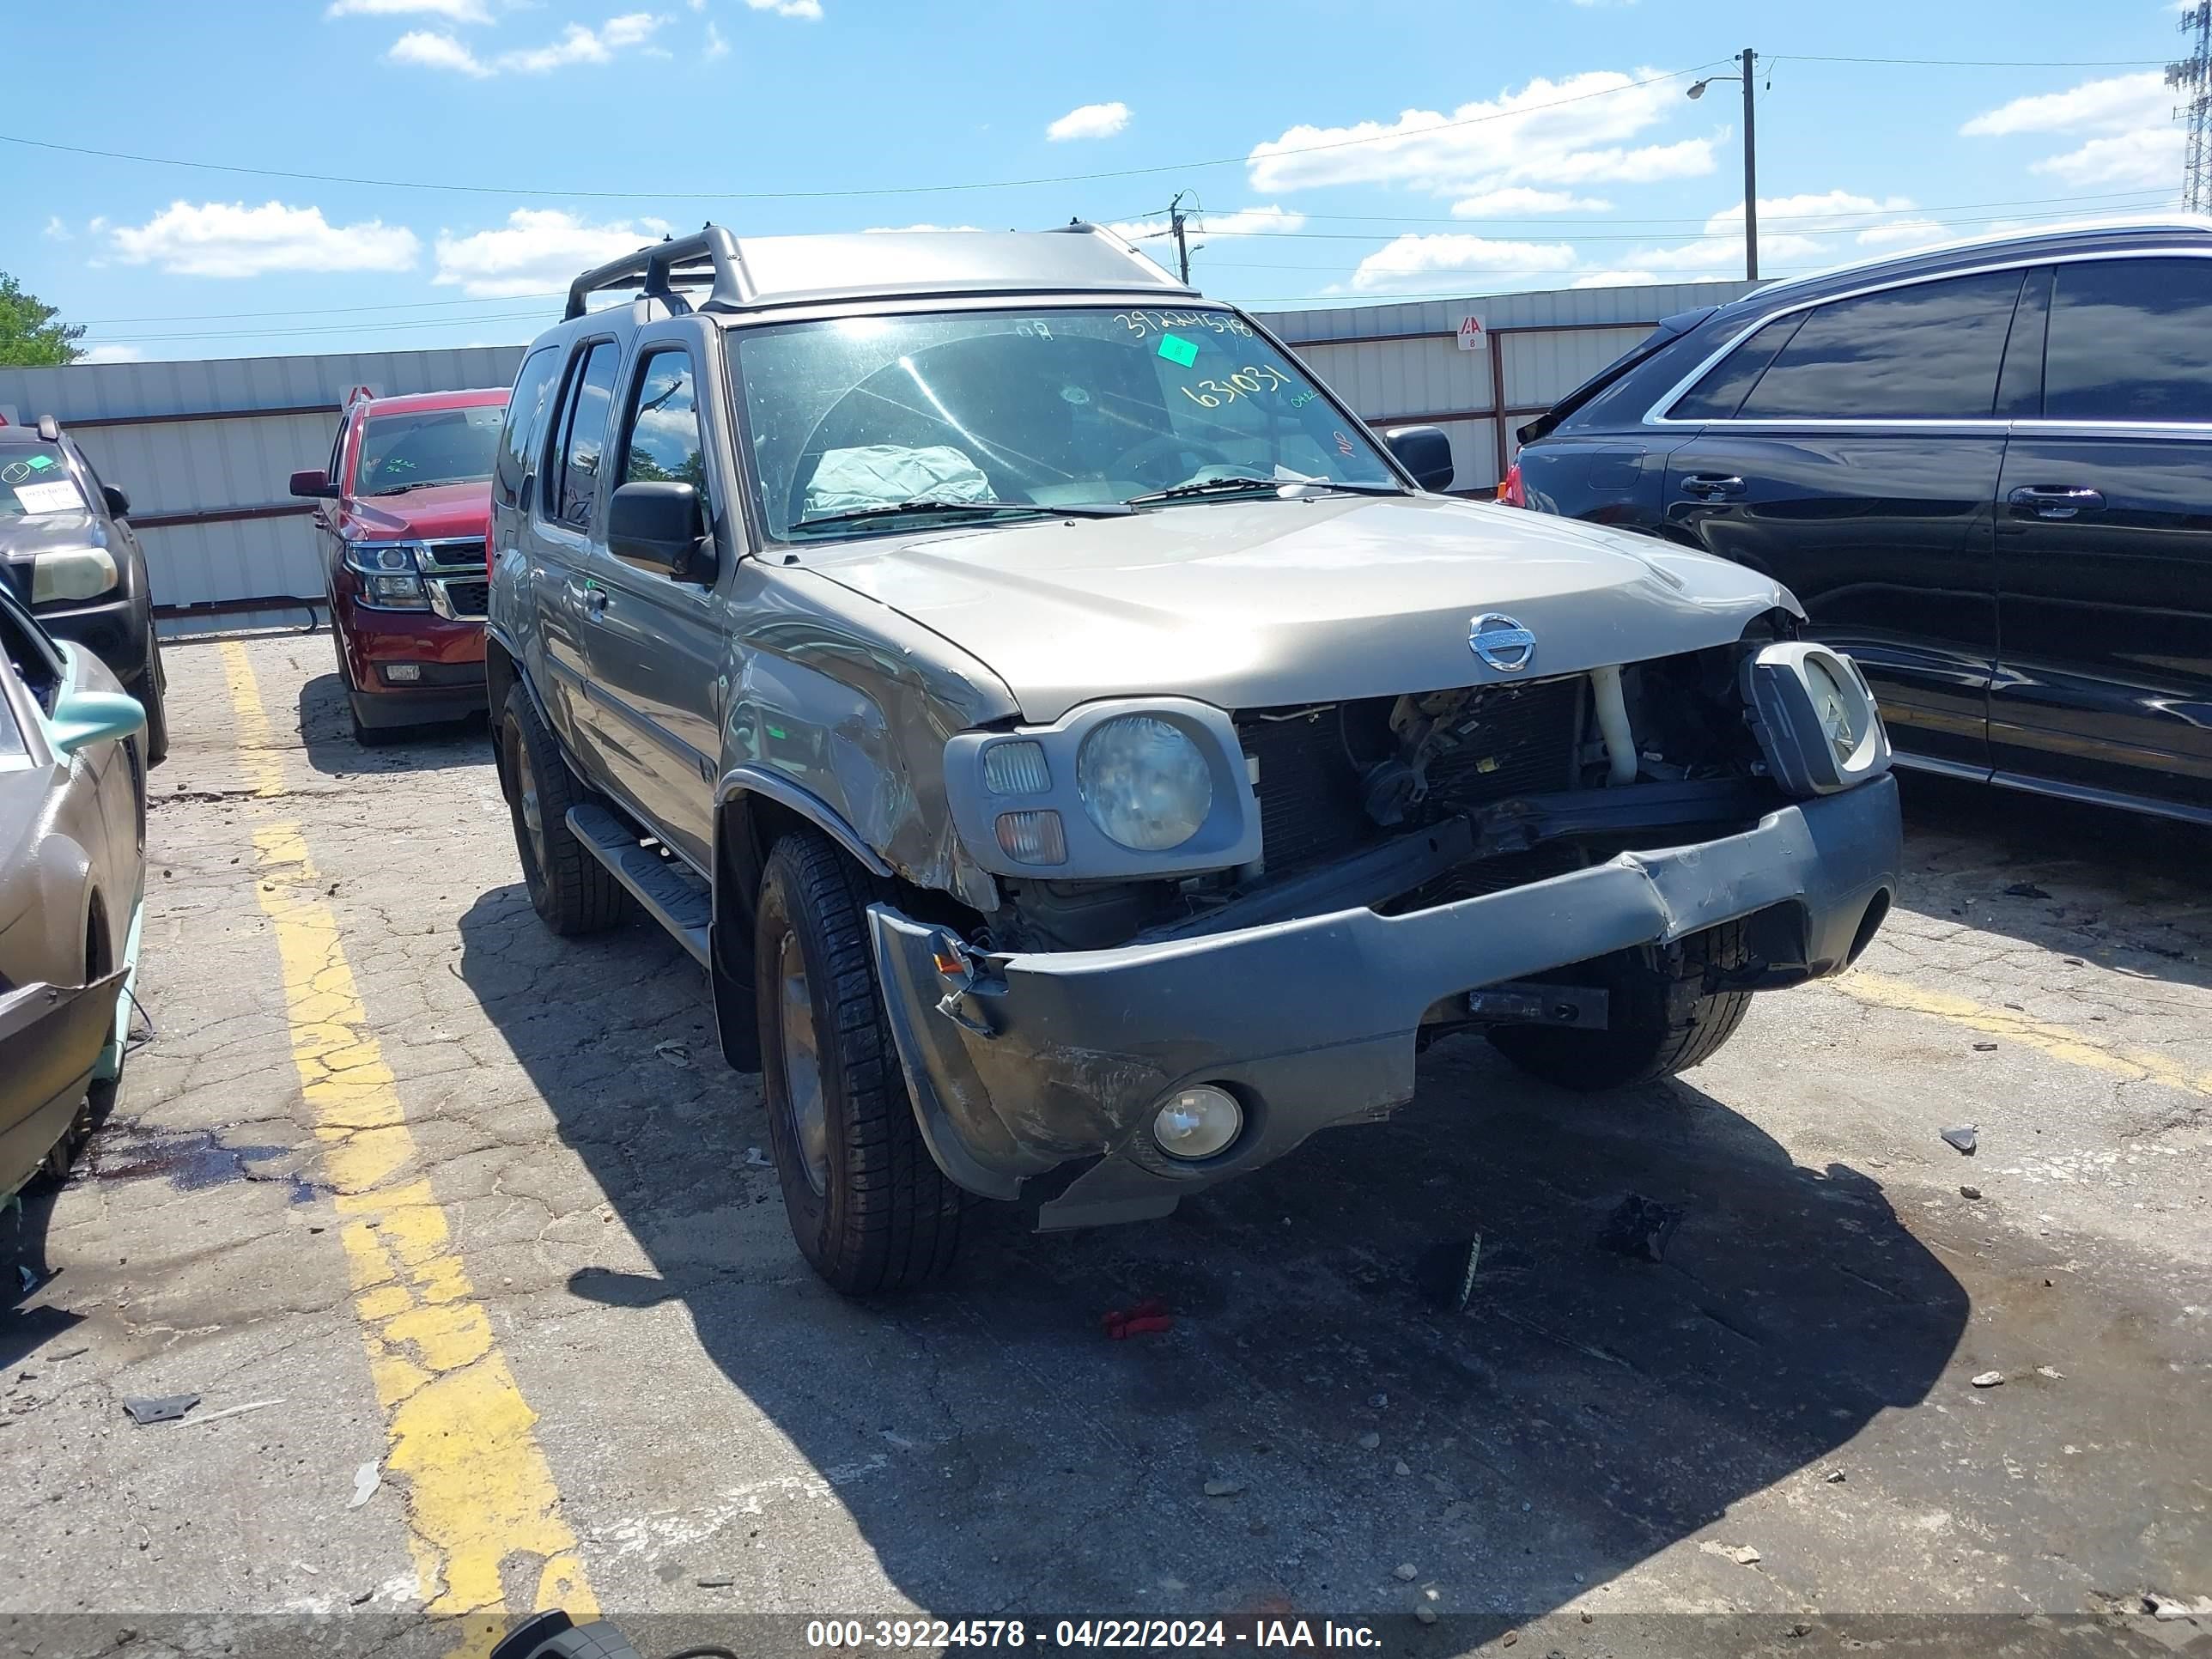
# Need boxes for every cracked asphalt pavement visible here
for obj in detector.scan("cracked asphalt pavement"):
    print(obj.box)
[2,633,2207,1657]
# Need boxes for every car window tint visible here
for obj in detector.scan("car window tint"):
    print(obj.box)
[1995,266,2053,419]
[495,346,562,510]
[623,352,709,493]
[326,420,348,490]
[1734,270,2025,420]
[2044,258,2212,422]
[1668,314,1805,420]
[556,343,621,526]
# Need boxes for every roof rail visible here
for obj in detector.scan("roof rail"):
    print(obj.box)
[565,225,753,321]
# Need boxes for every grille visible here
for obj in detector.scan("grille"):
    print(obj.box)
[438,578,490,618]
[1237,675,1586,873]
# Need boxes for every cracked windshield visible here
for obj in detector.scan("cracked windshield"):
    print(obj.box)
[737,307,1400,538]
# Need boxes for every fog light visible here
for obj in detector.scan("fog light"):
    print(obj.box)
[994,809,1066,865]
[1152,1085,1243,1160]
[382,662,422,684]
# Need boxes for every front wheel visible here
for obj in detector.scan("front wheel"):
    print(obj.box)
[756,830,963,1296]
[1486,922,1753,1091]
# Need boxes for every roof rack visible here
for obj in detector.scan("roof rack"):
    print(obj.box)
[565,226,753,321]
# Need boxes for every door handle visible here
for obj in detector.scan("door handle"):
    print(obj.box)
[2007,485,2105,520]
[566,580,608,617]
[1679,474,1745,500]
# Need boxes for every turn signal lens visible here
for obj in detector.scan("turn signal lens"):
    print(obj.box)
[983,739,1051,796]
[994,809,1066,865]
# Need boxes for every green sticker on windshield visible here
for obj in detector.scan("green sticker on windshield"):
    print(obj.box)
[25,454,55,471]
[1157,333,1199,368]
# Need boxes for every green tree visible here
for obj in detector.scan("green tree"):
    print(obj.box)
[0,272,85,368]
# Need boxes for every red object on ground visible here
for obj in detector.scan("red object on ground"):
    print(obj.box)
[1103,1297,1173,1340]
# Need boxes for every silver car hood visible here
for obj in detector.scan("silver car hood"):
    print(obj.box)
[808,494,1799,723]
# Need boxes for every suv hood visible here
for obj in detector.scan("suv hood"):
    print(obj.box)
[0,509,103,558]
[811,494,1797,722]
[341,481,493,543]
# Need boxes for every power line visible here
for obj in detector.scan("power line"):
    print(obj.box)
[76,291,566,326]
[1770,52,2173,68]
[0,63,1725,204]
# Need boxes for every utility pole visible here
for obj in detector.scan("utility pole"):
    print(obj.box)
[1168,191,1193,284]
[1739,48,1759,282]
[2171,3,2212,213]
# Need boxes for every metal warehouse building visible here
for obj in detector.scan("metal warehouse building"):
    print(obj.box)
[0,278,1751,629]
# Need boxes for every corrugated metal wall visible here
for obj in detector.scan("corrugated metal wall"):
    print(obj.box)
[0,348,524,623]
[1261,280,1753,493]
[0,280,1753,618]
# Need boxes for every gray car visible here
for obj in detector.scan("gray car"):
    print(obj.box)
[0,581,146,1200]
[485,226,1902,1294]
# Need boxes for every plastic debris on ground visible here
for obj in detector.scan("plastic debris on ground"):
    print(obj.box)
[1972,1370,2006,1388]
[1941,1125,1978,1154]
[653,1041,691,1068]
[349,1462,380,1509]
[1103,1297,1172,1340]
[1413,1235,1482,1311]
[1600,1194,1684,1262]
[123,1394,201,1425]
[1202,1479,1244,1498]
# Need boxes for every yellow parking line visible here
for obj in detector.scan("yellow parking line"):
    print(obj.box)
[1835,969,2212,1097]
[218,643,595,1651]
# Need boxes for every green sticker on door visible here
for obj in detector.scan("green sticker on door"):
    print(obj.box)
[1157,333,1199,368]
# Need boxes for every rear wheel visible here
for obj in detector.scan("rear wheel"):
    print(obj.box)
[500,685,625,936]
[756,830,963,1295]
[1487,921,1753,1091]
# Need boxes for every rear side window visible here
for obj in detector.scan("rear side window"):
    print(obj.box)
[495,346,562,510]
[2042,257,2212,422]
[1669,314,1806,420]
[550,342,621,527]
[1727,270,2026,420]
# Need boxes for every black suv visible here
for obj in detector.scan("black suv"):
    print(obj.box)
[1509,221,2212,825]
[0,416,168,764]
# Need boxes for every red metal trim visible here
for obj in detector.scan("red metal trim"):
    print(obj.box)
[1489,339,1511,481]
[67,402,341,431]
[132,502,319,531]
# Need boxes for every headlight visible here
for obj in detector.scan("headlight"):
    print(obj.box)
[344,541,422,575]
[29,548,119,604]
[345,542,429,610]
[1077,714,1213,851]
[1740,642,1890,796]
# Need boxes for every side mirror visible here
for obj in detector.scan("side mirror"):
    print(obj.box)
[289,469,341,501]
[1384,426,1455,493]
[50,689,146,757]
[608,481,715,584]
[100,484,131,520]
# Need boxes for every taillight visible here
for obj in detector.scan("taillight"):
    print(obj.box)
[1498,461,1526,507]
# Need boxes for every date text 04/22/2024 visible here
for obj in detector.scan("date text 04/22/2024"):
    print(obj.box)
[802,1620,1384,1650]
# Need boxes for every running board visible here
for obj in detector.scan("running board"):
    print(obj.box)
[567,804,712,966]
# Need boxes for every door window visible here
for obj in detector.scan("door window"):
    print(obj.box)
[620,350,709,495]
[550,341,621,528]
[1724,270,2026,420]
[1670,314,1807,420]
[495,346,562,511]
[2042,257,2212,423]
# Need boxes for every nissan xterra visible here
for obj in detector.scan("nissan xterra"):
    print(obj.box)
[485,226,1901,1295]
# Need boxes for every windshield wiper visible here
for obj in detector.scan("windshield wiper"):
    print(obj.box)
[787,497,1133,533]
[1123,476,1402,507]
[366,477,480,496]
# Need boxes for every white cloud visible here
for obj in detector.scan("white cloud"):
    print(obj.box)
[41,216,69,240]
[80,344,146,364]
[328,0,489,20]
[744,0,822,16]
[111,200,421,278]
[1570,270,1661,288]
[705,20,728,57]
[433,208,672,297]
[1961,71,2165,137]
[390,29,489,74]
[1450,186,1611,216]
[1246,70,1711,198]
[1567,192,1927,287]
[390,12,668,76]
[1047,101,1130,142]
[1856,217,1952,249]
[1963,70,2182,191]
[1346,234,1577,294]
[862,223,983,232]
[1191,204,1307,240]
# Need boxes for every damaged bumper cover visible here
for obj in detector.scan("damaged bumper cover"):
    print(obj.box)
[868,774,1899,1230]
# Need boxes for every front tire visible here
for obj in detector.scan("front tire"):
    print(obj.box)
[1487,921,1753,1091]
[500,684,626,937]
[755,830,963,1296]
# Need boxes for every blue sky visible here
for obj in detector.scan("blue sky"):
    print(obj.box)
[4,0,2193,362]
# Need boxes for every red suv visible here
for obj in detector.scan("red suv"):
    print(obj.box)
[290,388,508,744]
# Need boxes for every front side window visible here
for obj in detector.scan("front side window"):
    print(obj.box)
[354,404,505,496]
[730,307,1399,541]
[1713,270,2026,421]
[495,347,562,509]
[2043,257,2212,422]
[551,343,622,527]
[622,351,709,492]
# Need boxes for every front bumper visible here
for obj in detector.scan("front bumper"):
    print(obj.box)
[335,595,487,726]
[870,775,1900,1229]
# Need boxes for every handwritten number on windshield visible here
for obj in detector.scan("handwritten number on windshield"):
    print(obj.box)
[1177,363,1291,408]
